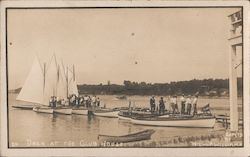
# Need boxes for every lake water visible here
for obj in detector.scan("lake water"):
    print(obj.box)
[8,93,243,147]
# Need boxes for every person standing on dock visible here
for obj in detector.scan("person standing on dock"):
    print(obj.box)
[83,95,88,106]
[53,96,57,108]
[174,95,178,114]
[186,96,192,115]
[150,96,156,112]
[79,96,84,105]
[92,95,96,107]
[87,96,91,107]
[180,94,186,114]
[65,98,69,106]
[170,96,174,113]
[159,97,165,115]
[96,97,100,107]
[56,96,60,106]
[70,94,76,106]
[192,95,198,115]
[49,96,53,107]
[170,96,178,114]
[61,99,65,106]
[75,96,79,107]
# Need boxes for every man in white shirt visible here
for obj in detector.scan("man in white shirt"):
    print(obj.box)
[186,96,192,115]
[170,96,178,114]
[65,99,69,106]
[92,95,96,107]
[83,95,88,106]
[79,96,84,105]
[61,99,65,106]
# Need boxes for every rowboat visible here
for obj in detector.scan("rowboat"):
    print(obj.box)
[33,106,53,114]
[131,115,216,128]
[98,129,155,143]
[72,107,88,115]
[94,109,120,118]
[116,95,127,100]
[12,104,35,110]
[54,106,72,115]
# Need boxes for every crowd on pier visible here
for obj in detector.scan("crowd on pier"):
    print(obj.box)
[49,95,101,108]
[149,95,199,115]
[48,93,201,116]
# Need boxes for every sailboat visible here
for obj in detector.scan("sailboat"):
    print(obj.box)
[52,60,74,115]
[17,56,54,113]
[17,55,79,114]
[66,64,88,115]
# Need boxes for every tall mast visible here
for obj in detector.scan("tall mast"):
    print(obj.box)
[54,55,59,97]
[43,63,46,93]
[66,66,69,98]
[73,64,75,81]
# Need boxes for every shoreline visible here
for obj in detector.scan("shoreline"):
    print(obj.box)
[8,92,243,100]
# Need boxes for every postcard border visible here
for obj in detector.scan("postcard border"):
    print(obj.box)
[1,1,249,157]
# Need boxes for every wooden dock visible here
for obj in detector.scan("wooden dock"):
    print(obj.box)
[216,115,243,129]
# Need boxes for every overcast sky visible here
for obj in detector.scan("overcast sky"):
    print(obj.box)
[7,8,242,89]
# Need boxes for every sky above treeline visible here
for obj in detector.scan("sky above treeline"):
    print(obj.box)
[7,8,242,89]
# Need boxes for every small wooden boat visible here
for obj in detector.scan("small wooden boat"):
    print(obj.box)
[53,106,72,115]
[72,106,88,115]
[116,95,127,100]
[93,109,119,118]
[98,129,155,143]
[131,115,216,128]
[12,104,35,110]
[33,106,53,114]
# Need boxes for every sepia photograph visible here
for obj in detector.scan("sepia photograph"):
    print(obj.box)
[1,1,249,156]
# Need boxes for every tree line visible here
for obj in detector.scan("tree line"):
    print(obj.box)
[77,78,243,97]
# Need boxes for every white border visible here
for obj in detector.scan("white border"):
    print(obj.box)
[1,1,249,156]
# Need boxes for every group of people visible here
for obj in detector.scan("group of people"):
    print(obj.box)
[49,94,101,108]
[149,95,198,115]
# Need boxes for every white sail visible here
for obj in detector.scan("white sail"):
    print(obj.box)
[16,56,45,105]
[57,63,67,99]
[43,56,58,105]
[68,65,79,97]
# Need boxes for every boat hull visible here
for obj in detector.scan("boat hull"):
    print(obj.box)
[54,107,72,115]
[98,129,155,143]
[12,105,34,110]
[131,117,216,128]
[118,115,132,121]
[94,110,119,118]
[72,108,88,115]
[33,107,53,114]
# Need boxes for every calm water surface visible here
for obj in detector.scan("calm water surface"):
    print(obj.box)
[8,94,243,147]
